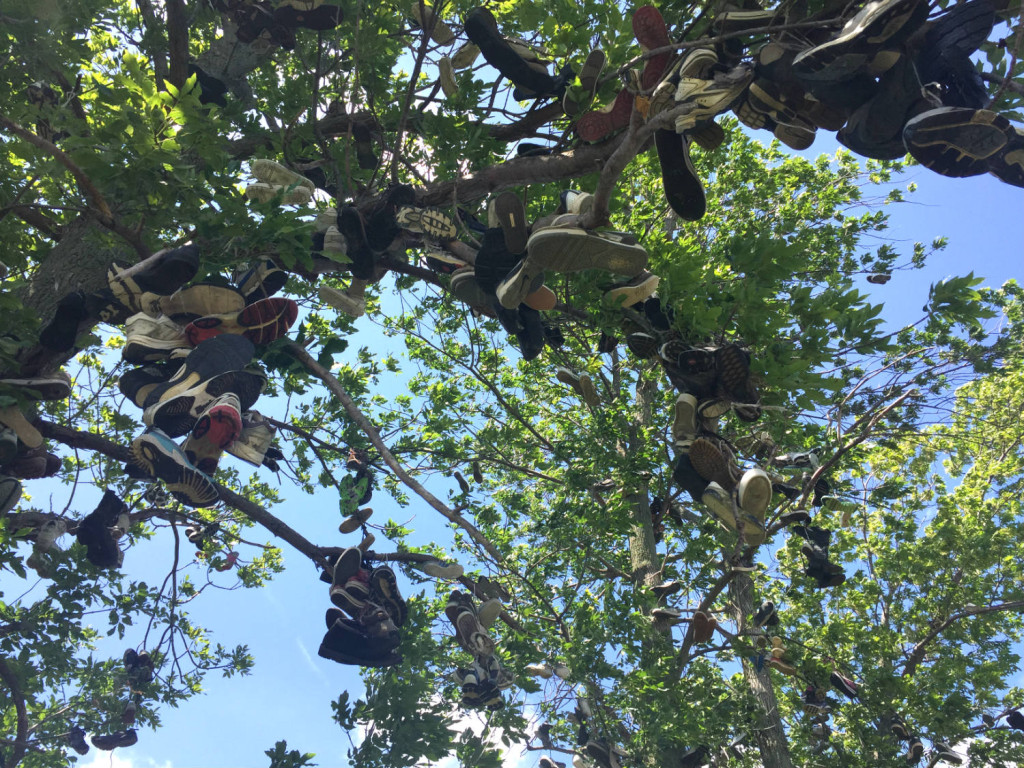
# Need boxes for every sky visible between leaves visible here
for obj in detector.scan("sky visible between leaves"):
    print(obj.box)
[1,141,1021,768]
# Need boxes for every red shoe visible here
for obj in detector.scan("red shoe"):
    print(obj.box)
[576,89,635,142]
[185,297,298,346]
[632,5,671,91]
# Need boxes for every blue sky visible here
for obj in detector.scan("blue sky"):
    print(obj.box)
[3,132,1022,768]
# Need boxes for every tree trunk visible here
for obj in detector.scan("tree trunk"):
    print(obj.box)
[730,571,795,768]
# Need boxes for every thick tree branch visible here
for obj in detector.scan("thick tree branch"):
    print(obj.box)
[0,657,29,768]
[284,340,505,563]
[34,420,331,570]
[165,0,189,92]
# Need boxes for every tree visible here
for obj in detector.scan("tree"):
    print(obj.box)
[0,0,1022,767]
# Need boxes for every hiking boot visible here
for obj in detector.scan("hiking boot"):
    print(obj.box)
[184,297,298,346]
[181,393,243,474]
[904,107,1024,187]
[792,0,927,83]
[131,429,219,507]
[123,314,189,363]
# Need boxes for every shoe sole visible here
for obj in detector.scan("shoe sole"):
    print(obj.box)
[632,5,671,91]
[716,344,753,400]
[123,335,189,363]
[158,285,246,322]
[791,0,925,81]
[904,107,1024,186]
[185,298,298,346]
[737,469,772,523]
[689,437,735,488]
[604,273,660,307]
[672,394,698,442]
[237,261,288,302]
[455,609,496,656]
[0,407,43,449]
[492,192,528,254]
[496,260,545,309]
[656,129,705,222]
[0,477,22,514]
[0,376,72,401]
[526,228,647,276]
[142,335,255,409]
[576,89,635,142]
[131,431,218,507]
[370,568,408,626]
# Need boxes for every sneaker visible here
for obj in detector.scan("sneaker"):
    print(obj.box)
[0,406,42,449]
[491,192,529,254]
[932,742,961,765]
[449,267,492,310]
[555,368,600,408]
[1007,710,1024,731]
[369,565,407,626]
[604,271,660,307]
[656,129,705,222]
[903,107,1024,187]
[245,181,313,205]
[417,558,464,579]
[338,506,373,534]
[576,89,635,142]
[632,5,671,91]
[184,297,298,346]
[1,475,23,514]
[691,610,717,642]
[736,468,772,524]
[67,726,89,756]
[131,429,219,507]
[445,590,496,656]
[673,66,753,133]
[689,436,739,489]
[123,313,189,363]
[439,55,458,97]
[181,393,243,474]
[251,159,316,192]
[235,260,288,303]
[329,547,364,611]
[525,227,647,277]
[452,41,481,69]
[318,283,366,318]
[154,283,247,323]
[830,670,858,699]
[0,373,72,402]
[91,729,138,751]
[106,245,201,312]
[791,0,927,83]
[672,393,699,443]
[651,579,682,599]
[476,597,503,628]
[410,0,454,44]
[464,6,560,98]
[496,259,546,310]
[525,662,554,678]
[563,49,606,114]
[225,411,277,467]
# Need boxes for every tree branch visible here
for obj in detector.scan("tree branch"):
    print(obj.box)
[284,340,505,563]
[0,657,29,768]
[902,600,1024,677]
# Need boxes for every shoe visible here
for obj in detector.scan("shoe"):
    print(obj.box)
[691,610,717,642]
[154,284,246,323]
[673,67,753,133]
[273,3,342,29]
[0,475,22,515]
[338,506,373,534]
[0,373,72,401]
[514,304,546,360]
[626,332,659,359]
[464,7,560,98]
[792,0,927,83]
[736,468,772,524]
[250,159,316,193]
[184,297,298,346]
[417,559,464,579]
[67,726,89,755]
[91,729,137,750]
[181,393,242,474]
[6,448,61,479]
[526,227,647,277]
[318,614,401,667]
[141,334,258,424]
[119,361,178,407]
[131,429,219,507]
[526,662,554,678]
[632,5,671,91]
[496,259,547,310]
[604,271,660,307]
[107,245,201,312]
[932,742,961,765]
[224,410,277,466]
[753,600,778,628]
[491,192,529,254]
[563,49,606,114]
[576,89,635,142]
[246,181,313,205]
[39,291,89,351]
[410,0,454,44]
[476,597,503,628]
[713,7,780,31]
[123,313,189,363]
[689,436,739,489]
[369,565,407,626]
[905,738,924,762]
[0,406,42,449]
[318,283,366,318]
[329,547,364,610]
[445,590,496,656]
[1008,710,1024,731]
[903,107,1024,187]
[830,670,858,699]
[672,393,699,443]
[235,260,288,303]
[452,41,481,69]
[656,129,705,221]
[652,606,685,625]
[556,368,600,408]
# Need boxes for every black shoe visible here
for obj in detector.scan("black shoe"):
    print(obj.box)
[516,306,545,360]
[67,726,89,755]
[39,292,89,352]
[120,361,179,408]
[369,565,408,626]
[673,453,710,502]
[318,615,401,667]
[752,600,778,628]
[464,7,559,98]
[474,228,519,295]
[655,129,705,222]
[1007,710,1024,731]
[793,524,830,548]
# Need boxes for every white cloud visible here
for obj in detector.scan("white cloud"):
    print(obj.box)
[77,752,173,768]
